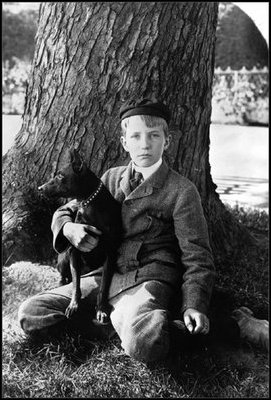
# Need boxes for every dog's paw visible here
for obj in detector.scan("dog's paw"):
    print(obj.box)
[65,300,79,318]
[96,310,110,325]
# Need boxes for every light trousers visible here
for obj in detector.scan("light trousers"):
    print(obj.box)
[18,272,176,362]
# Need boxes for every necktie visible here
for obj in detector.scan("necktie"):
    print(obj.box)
[130,171,143,191]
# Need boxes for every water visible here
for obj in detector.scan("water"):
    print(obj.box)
[2,116,269,212]
[213,175,268,210]
[2,114,22,154]
[209,124,268,212]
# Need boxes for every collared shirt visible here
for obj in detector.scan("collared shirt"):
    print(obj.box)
[132,158,162,181]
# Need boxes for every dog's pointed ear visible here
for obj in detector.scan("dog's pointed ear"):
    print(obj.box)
[70,148,84,174]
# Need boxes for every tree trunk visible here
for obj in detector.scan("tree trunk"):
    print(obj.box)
[2,2,254,265]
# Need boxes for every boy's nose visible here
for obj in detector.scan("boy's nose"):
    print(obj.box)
[140,137,151,148]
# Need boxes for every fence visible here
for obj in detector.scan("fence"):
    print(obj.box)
[212,66,269,125]
[214,66,268,89]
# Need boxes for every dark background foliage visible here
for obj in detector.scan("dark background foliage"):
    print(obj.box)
[2,8,38,65]
[215,2,268,69]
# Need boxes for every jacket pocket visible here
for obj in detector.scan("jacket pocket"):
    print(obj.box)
[145,211,169,237]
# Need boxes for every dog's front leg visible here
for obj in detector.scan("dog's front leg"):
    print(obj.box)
[57,252,72,285]
[96,256,113,325]
[65,248,81,318]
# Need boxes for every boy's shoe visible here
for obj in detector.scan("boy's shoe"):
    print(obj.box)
[231,306,269,351]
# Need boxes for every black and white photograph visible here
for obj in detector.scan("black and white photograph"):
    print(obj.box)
[2,2,269,398]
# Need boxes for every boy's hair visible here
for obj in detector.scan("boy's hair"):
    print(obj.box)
[121,115,169,137]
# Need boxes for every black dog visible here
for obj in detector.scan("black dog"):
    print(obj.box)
[38,149,122,324]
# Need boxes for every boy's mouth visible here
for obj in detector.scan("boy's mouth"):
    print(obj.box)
[138,154,151,157]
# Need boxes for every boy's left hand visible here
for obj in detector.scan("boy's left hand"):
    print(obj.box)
[183,308,210,335]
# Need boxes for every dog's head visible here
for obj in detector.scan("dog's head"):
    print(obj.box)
[38,148,95,198]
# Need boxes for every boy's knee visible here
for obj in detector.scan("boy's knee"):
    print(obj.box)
[18,294,66,333]
[18,297,34,331]
[18,296,45,333]
[121,310,170,362]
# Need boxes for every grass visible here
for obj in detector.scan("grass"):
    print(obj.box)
[213,204,269,319]
[227,204,268,233]
[2,206,269,398]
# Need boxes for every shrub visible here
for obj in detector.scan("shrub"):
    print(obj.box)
[226,204,268,232]
[212,68,269,125]
[2,57,31,114]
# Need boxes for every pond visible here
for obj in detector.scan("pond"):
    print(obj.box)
[2,116,268,212]
[210,123,268,212]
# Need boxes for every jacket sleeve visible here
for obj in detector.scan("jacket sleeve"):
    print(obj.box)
[51,199,80,254]
[173,182,216,316]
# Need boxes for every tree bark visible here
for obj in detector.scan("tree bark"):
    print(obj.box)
[2,2,254,265]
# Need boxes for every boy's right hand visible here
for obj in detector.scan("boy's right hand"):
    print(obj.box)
[63,222,102,252]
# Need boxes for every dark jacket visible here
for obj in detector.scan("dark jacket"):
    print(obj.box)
[51,160,215,315]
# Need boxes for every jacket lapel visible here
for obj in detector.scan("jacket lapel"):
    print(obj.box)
[119,161,133,198]
[120,160,169,201]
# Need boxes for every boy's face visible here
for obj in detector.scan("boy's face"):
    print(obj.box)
[120,116,171,167]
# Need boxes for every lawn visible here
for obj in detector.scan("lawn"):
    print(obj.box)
[2,206,269,398]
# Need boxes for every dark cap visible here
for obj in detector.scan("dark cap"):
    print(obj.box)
[120,98,171,124]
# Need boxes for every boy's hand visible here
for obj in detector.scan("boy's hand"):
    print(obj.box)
[183,308,210,335]
[63,222,102,252]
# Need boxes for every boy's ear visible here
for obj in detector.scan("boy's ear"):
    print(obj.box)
[120,136,128,152]
[164,134,172,150]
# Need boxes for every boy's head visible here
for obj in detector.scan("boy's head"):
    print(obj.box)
[119,99,172,167]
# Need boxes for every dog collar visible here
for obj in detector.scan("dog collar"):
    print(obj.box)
[82,181,103,207]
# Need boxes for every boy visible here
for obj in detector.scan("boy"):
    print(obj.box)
[18,99,267,361]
